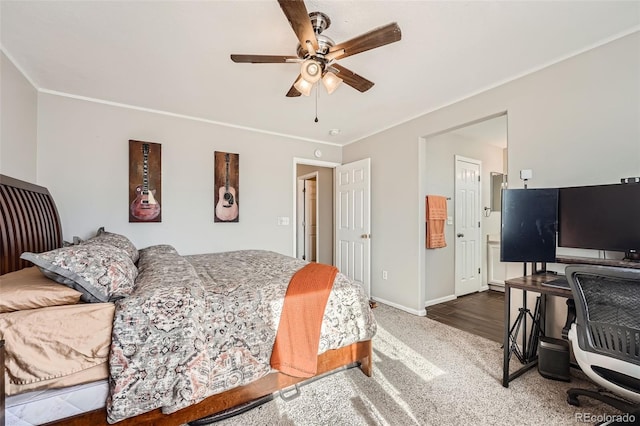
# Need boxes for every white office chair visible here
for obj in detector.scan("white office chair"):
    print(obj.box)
[565,265,640,414]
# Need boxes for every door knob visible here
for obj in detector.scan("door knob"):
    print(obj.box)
[457,233,464,238]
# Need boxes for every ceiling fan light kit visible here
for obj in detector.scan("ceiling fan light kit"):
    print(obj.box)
[301,58,322,83]
[293,75,314,96]
[321,71,342,94]
[230,0,402,97]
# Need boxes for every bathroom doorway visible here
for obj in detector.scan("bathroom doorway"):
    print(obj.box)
[423,113,508,308]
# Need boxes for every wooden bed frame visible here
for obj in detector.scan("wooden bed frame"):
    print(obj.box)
[0,174,373,425]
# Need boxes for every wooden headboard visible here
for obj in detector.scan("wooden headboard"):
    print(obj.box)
[0,174,62,275]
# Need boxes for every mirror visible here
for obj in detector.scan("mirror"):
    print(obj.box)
[490,172,507,212]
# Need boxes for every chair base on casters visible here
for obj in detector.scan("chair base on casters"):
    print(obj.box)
[567,387,640,414]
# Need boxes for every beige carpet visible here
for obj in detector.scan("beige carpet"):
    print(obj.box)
[206,303,622,425]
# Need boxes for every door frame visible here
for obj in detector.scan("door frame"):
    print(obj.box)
[419,111,508,310]
[292,158,340,260]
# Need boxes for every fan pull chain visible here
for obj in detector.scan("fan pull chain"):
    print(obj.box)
[314,83,319,123]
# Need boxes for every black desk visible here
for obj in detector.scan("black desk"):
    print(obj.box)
[502,273,572,387]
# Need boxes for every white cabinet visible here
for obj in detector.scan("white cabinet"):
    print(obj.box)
[487,234,507,290]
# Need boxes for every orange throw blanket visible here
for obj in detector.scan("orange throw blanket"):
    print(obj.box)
[270,262,338,378]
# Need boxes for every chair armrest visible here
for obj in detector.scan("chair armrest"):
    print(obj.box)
[562,298,576,340]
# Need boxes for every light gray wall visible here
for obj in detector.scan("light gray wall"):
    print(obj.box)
[296,164,334,265]
[344,32,639,314]
[423,127,505,302]
[1,51,38,181]
[2,32,638,318]
[36,93,342,255]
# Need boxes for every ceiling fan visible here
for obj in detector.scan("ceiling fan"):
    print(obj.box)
[230,0,401,97]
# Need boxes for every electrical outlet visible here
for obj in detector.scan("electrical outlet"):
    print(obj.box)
[520,169,533,180]
[382,270,388,280]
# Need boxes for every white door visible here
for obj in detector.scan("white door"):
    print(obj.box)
[454,156,482,296]
[335,158,371,298]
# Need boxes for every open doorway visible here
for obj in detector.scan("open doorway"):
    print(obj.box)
[295,162,335,265]
[422,113,508,336]
[423,114,508,301]
[297,172,318,261]
[293,157,373,299]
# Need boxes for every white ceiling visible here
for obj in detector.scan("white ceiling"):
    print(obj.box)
[2,1,638,146]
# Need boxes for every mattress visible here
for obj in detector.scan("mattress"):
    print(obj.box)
[5,380,108,426]
[1,302,113,396]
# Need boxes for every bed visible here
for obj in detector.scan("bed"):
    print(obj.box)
[0,174,376,425]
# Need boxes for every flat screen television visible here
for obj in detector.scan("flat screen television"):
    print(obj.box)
[558,183,640,260]
[500,188,559,262]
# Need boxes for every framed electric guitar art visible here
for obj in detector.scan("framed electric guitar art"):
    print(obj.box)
[214,151,239,222]
[129,140,162,223]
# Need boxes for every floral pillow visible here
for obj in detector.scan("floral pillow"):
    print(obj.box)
[20,243,138,303]
[82,228,139,264]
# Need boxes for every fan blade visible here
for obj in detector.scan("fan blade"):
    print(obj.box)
[278,0,319,53]
[329,22,401,60]
[286,75,302,97]
[331,64,374,93]
[286,86,302,97]
[231,54,300,63]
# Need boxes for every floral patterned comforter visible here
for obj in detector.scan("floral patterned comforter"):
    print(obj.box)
[107,246,376,423]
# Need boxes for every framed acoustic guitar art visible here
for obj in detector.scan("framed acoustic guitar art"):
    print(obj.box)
[214,151,239,222]
[129,140,162,223]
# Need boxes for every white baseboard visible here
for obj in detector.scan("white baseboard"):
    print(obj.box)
[424,294,456,307]
[372,296,426,316]
[489,284,505,292]
[480,285,489,292]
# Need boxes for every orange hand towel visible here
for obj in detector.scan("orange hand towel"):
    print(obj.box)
[426,195,447,248]
[270,262,338,377]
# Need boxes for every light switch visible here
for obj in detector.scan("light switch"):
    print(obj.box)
[277,217,290,226]
[447,216,453,225]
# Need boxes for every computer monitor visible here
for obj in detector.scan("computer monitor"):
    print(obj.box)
[500,188,559,262]
[558,183,640,260]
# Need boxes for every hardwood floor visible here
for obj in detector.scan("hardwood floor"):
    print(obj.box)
[426,290,504,343]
